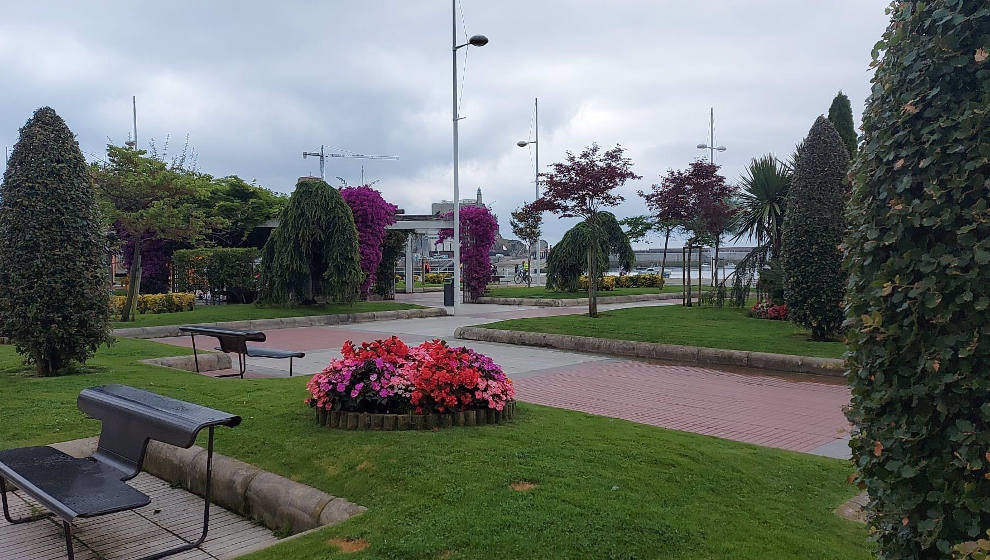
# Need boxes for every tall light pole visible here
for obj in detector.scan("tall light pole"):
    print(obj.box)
[696,107,726,163]
[451,0,488,315]
[516,97,539,284]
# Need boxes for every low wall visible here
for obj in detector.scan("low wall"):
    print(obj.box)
[142,352,232,372]
[475,292,690,307]
[114,307,447,339]
[50,437,366,535]
[454,326,845,377]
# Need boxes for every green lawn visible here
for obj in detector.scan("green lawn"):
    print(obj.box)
[485,285,688,299]
[0,339,868,559]
[481,305,846,359]
[112,301,422,329]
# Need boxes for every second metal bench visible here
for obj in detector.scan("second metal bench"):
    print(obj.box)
[178,325,305,378]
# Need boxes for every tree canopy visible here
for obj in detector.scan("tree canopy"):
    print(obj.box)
[546,211,634,292]
[0,107,111,375]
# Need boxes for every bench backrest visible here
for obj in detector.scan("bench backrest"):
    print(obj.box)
[77,384,241,480]
[178,326,266,356]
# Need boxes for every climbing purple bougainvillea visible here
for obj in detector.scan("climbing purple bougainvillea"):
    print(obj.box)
[341,185,398,299]
[120,230,172,294]
[437,205,498,301]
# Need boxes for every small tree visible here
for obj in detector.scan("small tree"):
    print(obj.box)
[845,2,989,556]
[533,144,640,317]
[827,91,857,159]
[509,204,543,287]
[639,168,692,279]
[781,116,847,340]
[340,185,398,300]
[547,212,634,292]
[257,177,362,305]
[91,145,213,321]
[0,107,112,375]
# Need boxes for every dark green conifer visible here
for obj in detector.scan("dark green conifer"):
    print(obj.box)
[827,91,857,158]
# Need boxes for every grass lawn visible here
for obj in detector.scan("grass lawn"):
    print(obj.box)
[485,284,688,299]
[0,338,868,559]
[111,301,422,329]
[481,305,846,359]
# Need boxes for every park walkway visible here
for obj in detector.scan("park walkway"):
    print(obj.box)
[153,293,852,459]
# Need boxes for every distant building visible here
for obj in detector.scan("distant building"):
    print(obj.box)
[431,187,484,216]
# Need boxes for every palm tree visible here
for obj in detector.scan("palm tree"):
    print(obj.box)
[732,154,791,259]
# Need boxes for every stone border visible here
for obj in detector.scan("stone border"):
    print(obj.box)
[475,292,694,307]
[50,437,366,535]
[142,352,232,372]
[455,326,845,377]
[114,306,446,339]
[315,401,516,430]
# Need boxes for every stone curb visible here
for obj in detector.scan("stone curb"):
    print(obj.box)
[142,352,232,372]
[114,307,447,339]
[475,292,695,307]
[454,326,846,377]
[49,437,366,535]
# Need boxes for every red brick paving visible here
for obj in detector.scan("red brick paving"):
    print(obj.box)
[513,360,850,452]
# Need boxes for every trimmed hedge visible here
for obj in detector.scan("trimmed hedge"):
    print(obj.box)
[577,274,664,291]
[111,293,195,316]
[173,248,259,303]
[844,2,990,557]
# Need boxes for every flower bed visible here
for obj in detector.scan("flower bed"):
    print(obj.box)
[306,336,515,429]
[749,301,789,321]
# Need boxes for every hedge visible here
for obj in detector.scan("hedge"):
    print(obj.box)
[173,248,259,303]
[111,293,195,316]
[576,274,665,291]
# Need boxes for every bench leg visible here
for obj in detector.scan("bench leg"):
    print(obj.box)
[190,334,200,373]
[63,520,75,560]
[135,426,215,560]
[0,477,52,524]
[289,357,293,377]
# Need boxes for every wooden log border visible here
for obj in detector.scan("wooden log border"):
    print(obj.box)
[315,401,517,430]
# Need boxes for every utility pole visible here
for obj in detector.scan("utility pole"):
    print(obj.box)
[302,145,397,182]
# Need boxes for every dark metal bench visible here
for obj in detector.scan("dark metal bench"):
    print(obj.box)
[178,325,305,378]
[0,384,240,560]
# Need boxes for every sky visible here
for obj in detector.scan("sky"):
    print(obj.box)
[0,1,891,247]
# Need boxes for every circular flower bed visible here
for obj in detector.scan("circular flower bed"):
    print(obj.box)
[306,336,515,430]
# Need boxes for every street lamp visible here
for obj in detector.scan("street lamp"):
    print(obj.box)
[451,2,488,315]
[697,107,726,163]
[516,98,539,285]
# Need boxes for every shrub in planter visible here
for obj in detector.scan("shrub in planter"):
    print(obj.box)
[306,337,414,414]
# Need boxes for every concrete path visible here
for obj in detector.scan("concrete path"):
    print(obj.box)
[0,473,277,559]
[151,292,852,458]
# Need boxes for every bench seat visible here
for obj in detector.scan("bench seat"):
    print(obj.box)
[215,346,305,359]
[0,446,150,521]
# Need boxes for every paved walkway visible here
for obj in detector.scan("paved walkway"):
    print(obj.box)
[153,293,852,458]
[0,473,277,559]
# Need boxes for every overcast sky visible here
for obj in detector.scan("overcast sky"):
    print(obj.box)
[0,1,890,247]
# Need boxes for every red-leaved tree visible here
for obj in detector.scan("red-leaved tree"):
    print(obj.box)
[532,144,640,317]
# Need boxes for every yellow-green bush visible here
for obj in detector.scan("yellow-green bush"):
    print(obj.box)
[635,274,665,288]
[111,293,195,316]
[424,273,450,285]
[578,274,664,291]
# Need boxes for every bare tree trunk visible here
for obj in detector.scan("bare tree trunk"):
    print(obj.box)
[660,229,671,280]
[121,239,142,322]
[587,245,598,318]
[303,262,315,304]
[713,241,720,287]
[527,241,532,288]
[685,243,692,307]
[697,245,703,302]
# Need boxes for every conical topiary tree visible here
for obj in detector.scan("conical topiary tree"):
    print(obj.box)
[844,3,989,556]
[257,177,361,305]
[827,91,857,158]
[781,116,847,340]
[0,107,112,375]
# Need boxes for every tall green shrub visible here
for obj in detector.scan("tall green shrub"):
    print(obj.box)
[844,2,989,556]
[0,108,112,375]
[173,247,260,303]
[827,90,858,158]
[781,116,848,340]
[257,177,361,305]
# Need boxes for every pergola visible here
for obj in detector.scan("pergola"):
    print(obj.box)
[386,214,453,294]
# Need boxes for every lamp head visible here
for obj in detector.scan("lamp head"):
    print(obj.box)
[468,34,489,47]
[715,146,727,151]
[517,140,529,147]
[696,144,708,149]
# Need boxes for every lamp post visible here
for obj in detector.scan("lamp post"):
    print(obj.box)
[451,1,488,315]
[516,97,539,285]
[696,107,726,163]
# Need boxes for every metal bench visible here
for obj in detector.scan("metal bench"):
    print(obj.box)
[178,325,305,378]
[0,384,240,560]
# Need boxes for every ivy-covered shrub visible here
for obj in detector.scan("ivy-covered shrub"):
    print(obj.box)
[341,186,398,300]
[373,230,409,299]
[437,205,498,301]
[827,90,858,158]
[781,116,848,340]
[257,177,362,305]
[844,2,989,557]
[0,108,112,375]
[173,248,260,303]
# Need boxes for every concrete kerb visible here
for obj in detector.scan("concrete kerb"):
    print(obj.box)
[475,292,687,307]
[49,437,365,536]
[455,326,846,377]
[142,352,232,373]
[113,307,447,339]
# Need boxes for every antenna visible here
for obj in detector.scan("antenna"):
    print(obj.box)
[302,145,398,182]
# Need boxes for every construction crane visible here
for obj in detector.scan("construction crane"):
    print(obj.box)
[302,145,398,182]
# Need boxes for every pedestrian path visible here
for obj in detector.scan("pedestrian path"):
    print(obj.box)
[151,293,852,459]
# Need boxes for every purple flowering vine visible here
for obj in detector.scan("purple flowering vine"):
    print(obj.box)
[341,185,398,299]
[437,205,498,300]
